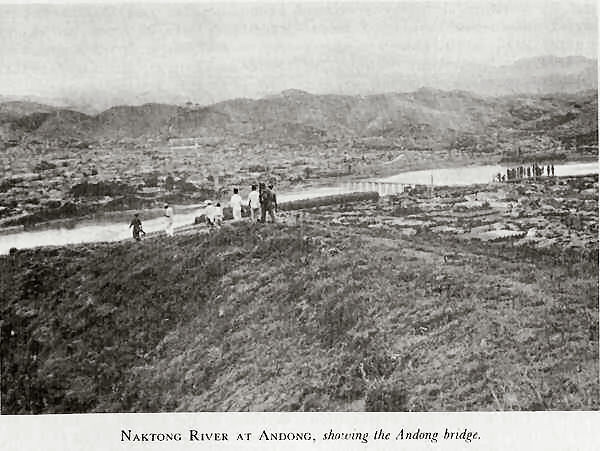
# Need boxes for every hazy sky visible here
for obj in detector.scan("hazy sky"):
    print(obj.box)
[0,1,597,106]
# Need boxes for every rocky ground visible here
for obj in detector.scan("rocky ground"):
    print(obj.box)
[1,175,597,413]
[301,175,598,254]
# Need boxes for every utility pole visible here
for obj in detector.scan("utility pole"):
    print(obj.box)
[429,173,434,198]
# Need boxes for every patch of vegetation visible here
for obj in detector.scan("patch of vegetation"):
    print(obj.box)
[34,160,57,171]
[70,180,135,198]
[0,178,18,193]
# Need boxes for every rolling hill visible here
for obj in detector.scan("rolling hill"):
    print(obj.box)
[1,218,597,412]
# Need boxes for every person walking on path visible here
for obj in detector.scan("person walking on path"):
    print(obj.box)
[230,187,243,221]
[129,213,145,241]
[248,184,260,222]
[259,183,276,223]
[164,204,174,237]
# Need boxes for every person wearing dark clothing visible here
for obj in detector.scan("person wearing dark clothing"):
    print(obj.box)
[259,183,276,223]
[526,166,531,178]
[268,184,278,213]
[547,164,551,176]
[551,164,555,176]
[129,213,145,241]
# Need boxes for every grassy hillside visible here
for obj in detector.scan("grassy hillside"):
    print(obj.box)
[1,216,597,413]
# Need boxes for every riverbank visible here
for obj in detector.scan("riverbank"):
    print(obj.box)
[307,151,598,188]
[1,163,597,254]
[3,155,596,235]
[5,203,206,233]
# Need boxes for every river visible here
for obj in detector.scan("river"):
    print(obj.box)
[1,161,597,254]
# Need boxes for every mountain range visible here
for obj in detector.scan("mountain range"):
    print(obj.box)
[1,90,596,150]
[0,55,597,149]
[433,55,597,96]
[1,55,597,115]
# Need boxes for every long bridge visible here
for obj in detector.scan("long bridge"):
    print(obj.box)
[342,181,413,196]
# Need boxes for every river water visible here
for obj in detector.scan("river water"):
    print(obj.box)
[1,161,597,254]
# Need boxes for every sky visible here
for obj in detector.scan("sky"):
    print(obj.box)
[0,1,597,108]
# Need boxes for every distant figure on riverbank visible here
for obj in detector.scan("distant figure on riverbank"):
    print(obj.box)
[164,204,174,237]
[551,164,555,176]
[129,213,145,241]
[230,187,242,221]
[248,184,260,221]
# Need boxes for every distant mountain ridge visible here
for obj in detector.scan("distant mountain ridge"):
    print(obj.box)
[453,55,597,97]
[1,85,597,150]
[1,55,596,113]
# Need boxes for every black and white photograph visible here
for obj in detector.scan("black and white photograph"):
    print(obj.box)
[0,0,598,417]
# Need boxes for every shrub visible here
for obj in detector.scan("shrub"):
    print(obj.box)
[34,160,57,171]
[70,181,134,198]
[365,380,408,411]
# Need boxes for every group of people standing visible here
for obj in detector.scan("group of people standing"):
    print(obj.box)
[496,163,556,182]
[509,162,554,181]
[128,183,278,241]
[197,182,278,229]
[228,182,278,224]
